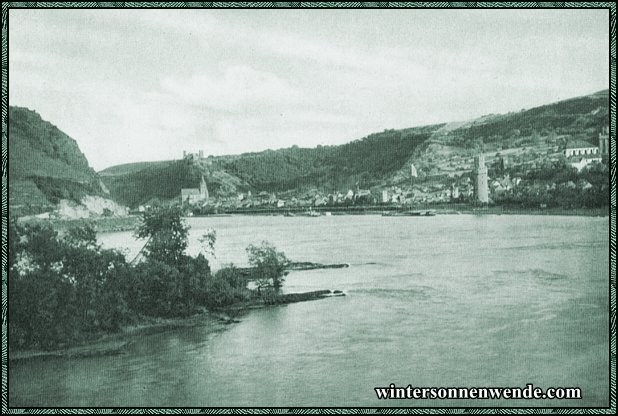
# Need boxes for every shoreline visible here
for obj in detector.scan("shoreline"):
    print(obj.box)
[11,207,608,233]
[9,290,345,363]
[8,310,227,363]
[208,206,609,218]
[14,215,142,233]
[429,206,609,217]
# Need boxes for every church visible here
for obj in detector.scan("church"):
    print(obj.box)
[180,175,209,206]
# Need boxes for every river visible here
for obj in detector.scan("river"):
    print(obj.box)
[9,214,610,407]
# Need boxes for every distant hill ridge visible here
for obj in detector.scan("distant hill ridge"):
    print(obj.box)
[99,89,608,207]
[10,89,609,211]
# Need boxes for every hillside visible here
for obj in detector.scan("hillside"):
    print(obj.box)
[453,89,608,143]
[100,124,443,207]
[8,107,109,216]
[100,89,609,208]
[100,157,251,208]
[373,90,607,181]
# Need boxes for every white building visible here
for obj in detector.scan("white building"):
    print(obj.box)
[570,155,602,172]
[564,140,599,158]
[382,190,389,203]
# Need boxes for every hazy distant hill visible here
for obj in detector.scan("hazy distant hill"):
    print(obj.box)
[8,106,107,216]
[100,89,608,207]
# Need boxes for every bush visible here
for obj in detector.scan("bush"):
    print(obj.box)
[128,260,184,317]
[246,241,289,291]
[9,268,78,349]
[135,206,189,266]
[205,265,250,308]
[8,223,132,349]
[177,253,212,307]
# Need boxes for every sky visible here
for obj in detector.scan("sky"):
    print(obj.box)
[8,8,610,171]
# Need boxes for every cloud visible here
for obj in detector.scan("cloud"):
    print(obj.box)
[8,9,609,170]
[161,65,302,113]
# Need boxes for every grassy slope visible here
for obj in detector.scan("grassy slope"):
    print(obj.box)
[9,107,96,181]
[454,90,609,141]
[8,107,104,215]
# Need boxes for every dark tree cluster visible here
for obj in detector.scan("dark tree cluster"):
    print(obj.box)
[8,206,289,350]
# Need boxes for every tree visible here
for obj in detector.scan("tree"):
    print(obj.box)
[135,206,189,266]
[198,229,217,260]
[531,129,541,144]
[246,241,289,292]
[205,265,249,308]
[8,223,132,349]
[65,224,98,250]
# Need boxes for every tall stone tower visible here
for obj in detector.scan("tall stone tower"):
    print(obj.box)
[599,126,609,157]
[473,154,489,204]
[200,175,209,201]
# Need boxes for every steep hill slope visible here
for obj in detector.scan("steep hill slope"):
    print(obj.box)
[453,89,608,142]
[387,89,609,182]
[100,157,251,208]
[8,106,108,216]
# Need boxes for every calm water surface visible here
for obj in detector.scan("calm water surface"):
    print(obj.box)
[9,215,609,407]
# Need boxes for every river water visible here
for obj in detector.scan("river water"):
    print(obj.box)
[9,214,609,407]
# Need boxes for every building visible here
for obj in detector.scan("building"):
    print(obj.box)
[382,190,389,203]
[355,189,373,204]
[473,154,489,204]
[570,155,602,172]
[180,175,209,206]
[391,193,405,204]
[183,150,204,160]
[564,140,599,158]
[450,184,460,201]
[563,134,604,171]
[314,196,328,207]
[599,126,609,160]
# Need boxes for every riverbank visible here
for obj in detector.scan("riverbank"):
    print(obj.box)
[9,289,345,363]
[430,206,609,217]
[204,205,610,218]
[8,310,227,362]
[14,215,142,233]
[11,206,607,235]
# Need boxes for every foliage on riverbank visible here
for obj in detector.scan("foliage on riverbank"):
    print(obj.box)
[15,215,142,233]
[8,207,288,351]
[491,160,608,209]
